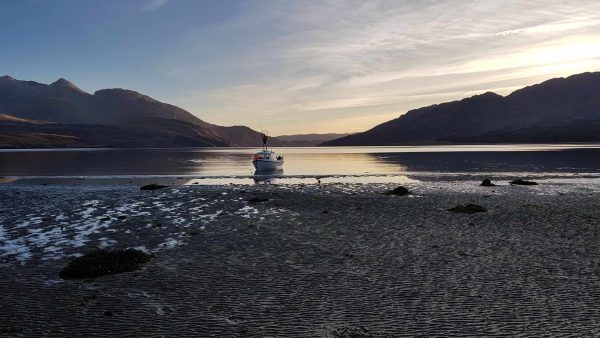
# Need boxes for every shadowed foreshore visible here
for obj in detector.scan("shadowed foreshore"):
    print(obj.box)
[1,180,600,336]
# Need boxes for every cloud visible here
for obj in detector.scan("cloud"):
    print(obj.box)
[162,0,600,134]
[141,0,171,11]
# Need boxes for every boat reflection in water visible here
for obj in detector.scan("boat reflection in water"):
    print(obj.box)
[253,169,283,185]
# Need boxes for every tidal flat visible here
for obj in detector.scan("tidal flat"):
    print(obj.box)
[1,180,600,336]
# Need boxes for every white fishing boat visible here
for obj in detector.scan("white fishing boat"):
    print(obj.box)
[252,133,284,171]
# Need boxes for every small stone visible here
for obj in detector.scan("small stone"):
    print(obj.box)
[448,204,487,214]
[480,179,496,187]
[140,183,167,191]
[247,197,269,203]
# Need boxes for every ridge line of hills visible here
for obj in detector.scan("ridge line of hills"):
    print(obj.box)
[322,71,600,146]
[2,71,600,148]
[0,76,344,148]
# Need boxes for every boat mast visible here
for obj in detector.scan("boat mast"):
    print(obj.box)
[261,132,268,152]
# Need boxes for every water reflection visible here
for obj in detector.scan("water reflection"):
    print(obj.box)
[1,145,600,178]
[252,170,283,185]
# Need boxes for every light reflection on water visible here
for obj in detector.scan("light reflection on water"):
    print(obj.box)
[1,145,600,183]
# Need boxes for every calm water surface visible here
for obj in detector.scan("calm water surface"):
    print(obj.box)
[2,145,600,182]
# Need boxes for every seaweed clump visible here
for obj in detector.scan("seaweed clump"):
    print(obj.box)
[383,186,412,196]
[448,204,487,214]
[247,197,269,203]
[510,179,538,186]
[140,183,167,191]
[480,179,496,186]
[59,249,152,279]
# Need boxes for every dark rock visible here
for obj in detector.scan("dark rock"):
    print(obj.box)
[59,249,152,279]
[247,197,269,203]
[510,179,538,185]
[322,210,329,214]
[117,215,127,220]
[448,204,487,214]
[383,186,411,196]
[480,179,496,186]
[140,183,167,191]
[103,311,113,316]
[100,217,110,222]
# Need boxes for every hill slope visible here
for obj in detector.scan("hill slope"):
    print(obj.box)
[323,72,600,146]
[0,76,279,148]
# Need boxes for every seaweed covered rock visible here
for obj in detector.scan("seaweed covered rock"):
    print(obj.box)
[384,186,412,196]
[59,249,152,279]
[448,204,487,214]
[480,179,496,187]
[140,183,167,191]
[510,179,538,186]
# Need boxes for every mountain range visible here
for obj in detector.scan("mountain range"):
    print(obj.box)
[323,71,600,146]
[3,72,600,148]
[0,76,340,148]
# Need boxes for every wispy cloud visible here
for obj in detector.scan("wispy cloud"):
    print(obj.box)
[141,0,171,11]
[162,0,600,133]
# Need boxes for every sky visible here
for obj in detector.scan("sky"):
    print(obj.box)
[1,0,600,135]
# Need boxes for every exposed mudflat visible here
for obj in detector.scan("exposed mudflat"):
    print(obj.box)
[2,180,600,336]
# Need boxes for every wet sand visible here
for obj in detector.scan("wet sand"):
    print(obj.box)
[1,180,600,336]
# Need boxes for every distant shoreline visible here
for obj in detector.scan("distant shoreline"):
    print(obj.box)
[2,142,600,151]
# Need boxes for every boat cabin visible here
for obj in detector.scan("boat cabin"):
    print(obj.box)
[253,151,283,161]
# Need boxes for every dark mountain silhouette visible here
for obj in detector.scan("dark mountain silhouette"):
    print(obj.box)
[322,72,600,146]
[0,76,281,148]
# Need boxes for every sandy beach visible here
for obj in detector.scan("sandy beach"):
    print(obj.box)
[2,179,600,336]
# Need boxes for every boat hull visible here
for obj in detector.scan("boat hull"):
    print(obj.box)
[252,159,284,171]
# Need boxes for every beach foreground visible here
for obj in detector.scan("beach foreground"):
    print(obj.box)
[1,180,600,336]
